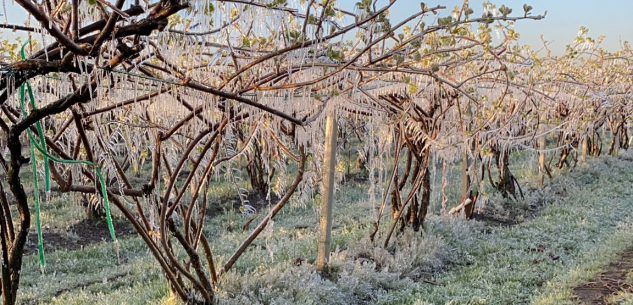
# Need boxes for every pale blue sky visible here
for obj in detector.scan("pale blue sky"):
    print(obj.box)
[375,0,633,54]
[1,1,631,54]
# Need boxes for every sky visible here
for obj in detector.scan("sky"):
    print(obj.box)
[1,0,632,55]
[377,0,633,54]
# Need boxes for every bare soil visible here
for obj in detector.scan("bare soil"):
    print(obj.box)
[574,249,633,304]
[24,218,136,255]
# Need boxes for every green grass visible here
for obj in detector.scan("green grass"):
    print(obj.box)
[14,151,633,305]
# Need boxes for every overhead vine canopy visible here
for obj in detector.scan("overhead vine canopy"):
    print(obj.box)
[0,0,631,304]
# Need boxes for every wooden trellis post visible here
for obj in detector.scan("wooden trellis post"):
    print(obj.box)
[580,135,588,163]
[317,110,337,273]
[538,135,547,187]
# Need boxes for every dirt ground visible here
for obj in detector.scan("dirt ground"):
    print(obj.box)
[24,218,136,255]
[574,249,633,304]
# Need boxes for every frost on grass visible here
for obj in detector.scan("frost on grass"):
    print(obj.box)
[17,152,633,305]
[411,153,633,305]
[216,216,481,305]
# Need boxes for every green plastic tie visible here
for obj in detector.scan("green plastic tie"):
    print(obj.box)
[20,84,46,270]
[18,41,117,270]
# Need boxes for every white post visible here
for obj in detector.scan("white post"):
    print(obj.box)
[317,110,337,273]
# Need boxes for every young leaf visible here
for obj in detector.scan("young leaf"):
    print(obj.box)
[523,4,533,16]
[499,5,512,17]
[438,17,453,27]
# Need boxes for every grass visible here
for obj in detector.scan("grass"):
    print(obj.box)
[14,150,633,304]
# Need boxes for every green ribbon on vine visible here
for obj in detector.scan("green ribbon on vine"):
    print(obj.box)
[19,41,117,270]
